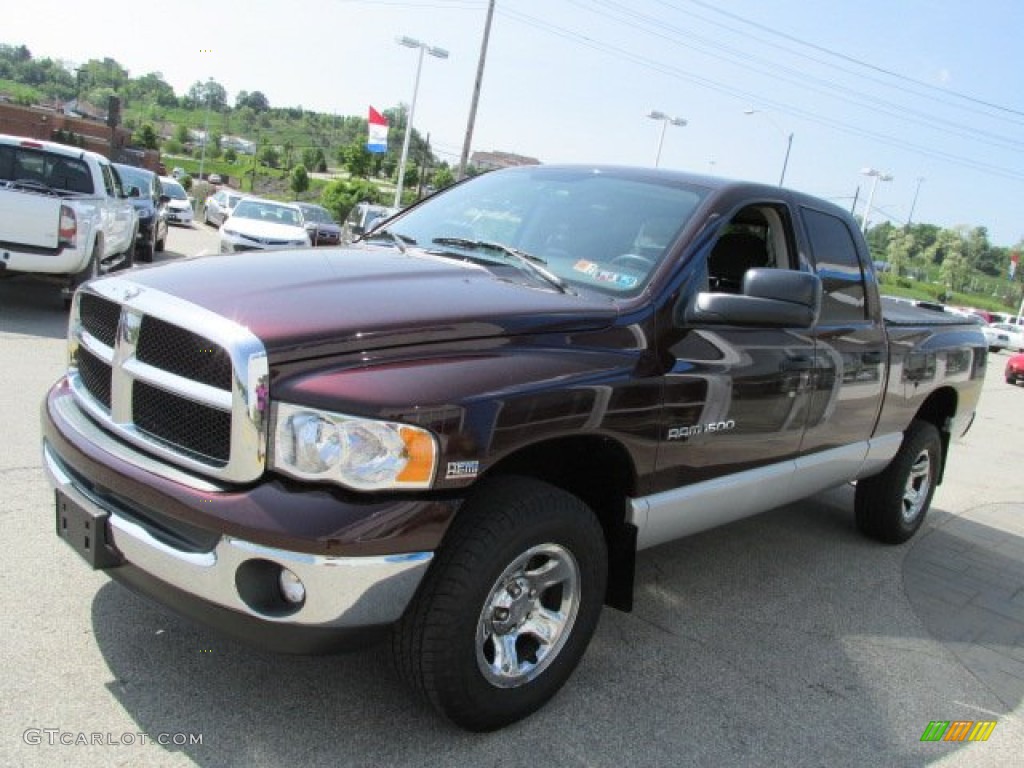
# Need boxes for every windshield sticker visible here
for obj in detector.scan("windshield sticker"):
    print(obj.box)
[573,260,640,289]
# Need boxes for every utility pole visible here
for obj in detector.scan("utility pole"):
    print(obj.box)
[458,0,495,180]
[906,176,925,227]
[417,132,431,199]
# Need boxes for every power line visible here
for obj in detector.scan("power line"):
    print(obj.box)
[494,6,1024,181]
[570,0,1024,152]
[674,0,1024,121]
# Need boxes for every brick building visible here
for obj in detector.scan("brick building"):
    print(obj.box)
[0,100,160,171]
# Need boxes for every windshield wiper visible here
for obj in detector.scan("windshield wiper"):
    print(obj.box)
[431,237,568,294]
[362,229,416,254]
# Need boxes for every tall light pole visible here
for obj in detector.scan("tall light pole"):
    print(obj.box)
[198,77,214,182]
[647,110,687,168]
[860,167,893,233]
[744,108,793,186]
[394,36,448,208]
[906,176,925,226]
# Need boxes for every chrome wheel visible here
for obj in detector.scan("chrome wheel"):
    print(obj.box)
[476,543,580,689]
[901,449,932,523]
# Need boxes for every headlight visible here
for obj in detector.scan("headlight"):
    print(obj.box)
[272,403,437,490]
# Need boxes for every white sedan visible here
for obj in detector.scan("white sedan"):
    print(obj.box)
[219,198,311,253]
[984,322,1024,353]
[158,176,195,226]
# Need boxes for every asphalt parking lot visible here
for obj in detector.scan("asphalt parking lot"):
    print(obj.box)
[1,229,1022,766]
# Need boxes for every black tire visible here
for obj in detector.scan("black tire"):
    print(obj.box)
[393,476,607,732]
[138,228,155,263]
[118,235,136,271]
[64,243,102,308]
[70,243,101,288]
[855,420,941,544]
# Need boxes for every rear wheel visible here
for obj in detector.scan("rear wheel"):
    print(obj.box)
[65,243,102,308]
[855,420,941,544]
[393,476,607,732]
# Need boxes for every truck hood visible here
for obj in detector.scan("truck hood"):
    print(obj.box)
[121,245,620,361]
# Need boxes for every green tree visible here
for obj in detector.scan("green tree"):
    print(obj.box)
[301,147,327,173]
[341,140,373,178]
[174,123,190,144]
[432,165,455,190]
[224,148,237,163]
[886,228,916,277]
[937,229,970,293]
[320,178,381,223]
[136,123,159,149]
[290,164,310,197]
[259,145,280,168]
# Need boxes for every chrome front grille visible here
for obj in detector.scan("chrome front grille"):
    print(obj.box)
[69,278,269,483]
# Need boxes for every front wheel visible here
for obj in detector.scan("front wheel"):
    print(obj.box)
[855,420,941,544]
[393,476,607,731]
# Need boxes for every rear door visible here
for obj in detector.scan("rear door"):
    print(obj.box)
[795,205,886,455]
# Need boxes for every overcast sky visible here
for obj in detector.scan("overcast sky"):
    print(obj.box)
[6,0,1023,248]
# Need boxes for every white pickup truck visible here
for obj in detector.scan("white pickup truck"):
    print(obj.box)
[0,134,137,303]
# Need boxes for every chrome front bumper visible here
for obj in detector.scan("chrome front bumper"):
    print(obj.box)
[43,443,432,629]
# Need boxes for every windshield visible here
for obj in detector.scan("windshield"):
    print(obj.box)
[384,167,706,296]
[163,180,187,200]
[116,165,149,192]
[300,205,334,223]
[232,200,303,227]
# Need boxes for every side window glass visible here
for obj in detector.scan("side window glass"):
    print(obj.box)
[801,207,867,323]
[707,204,793,293]
[102,164,118,197]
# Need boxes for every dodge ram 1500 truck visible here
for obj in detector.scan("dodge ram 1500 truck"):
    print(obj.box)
[42,165,986,731]
[0,134,137,303]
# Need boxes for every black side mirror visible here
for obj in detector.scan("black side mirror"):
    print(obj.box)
[683,269,822,328]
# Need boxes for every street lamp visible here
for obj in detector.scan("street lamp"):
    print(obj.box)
[647,110,687,168]
[394,36,449,208]
[744,108,793,186]
[860,167,894,233]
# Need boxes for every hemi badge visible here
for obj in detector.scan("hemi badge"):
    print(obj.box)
[446,460,480,479]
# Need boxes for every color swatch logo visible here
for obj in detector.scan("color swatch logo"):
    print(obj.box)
[920,720,997,742]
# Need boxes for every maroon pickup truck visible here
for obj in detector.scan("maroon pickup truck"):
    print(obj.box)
[42,165,986,731]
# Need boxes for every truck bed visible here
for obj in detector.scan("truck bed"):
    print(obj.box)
[881,296,979,327]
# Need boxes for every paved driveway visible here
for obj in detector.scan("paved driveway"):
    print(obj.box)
[0,256,1021,766]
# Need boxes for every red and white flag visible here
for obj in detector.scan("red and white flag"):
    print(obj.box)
[367,107,388,153]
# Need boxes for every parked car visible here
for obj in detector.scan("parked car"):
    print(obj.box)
[1007,353,1024,384]
[982,324,1012,352]
[988,322,1024,352]
[208,173,223,185]
[113,163,168,262]
[219,197,310,252]
[171,167,186,180]
[342,202,397,242]
[203,189,243,227]
[293,202,342,246]
[158,176,194,226]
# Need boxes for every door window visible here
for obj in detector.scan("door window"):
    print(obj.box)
[801,208,868,323]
